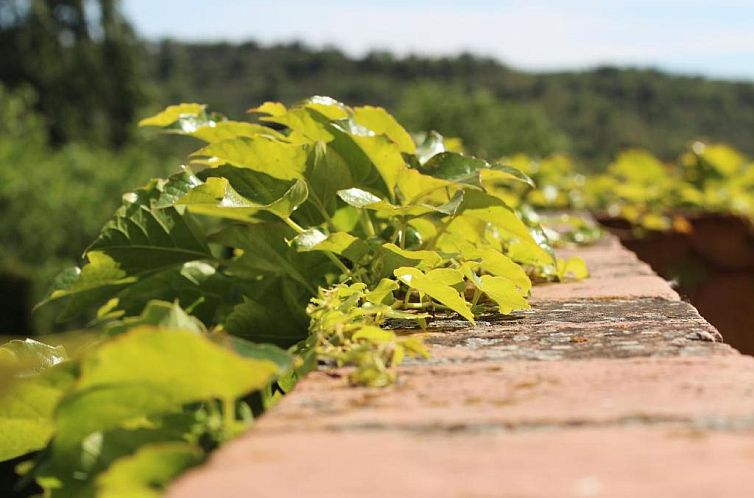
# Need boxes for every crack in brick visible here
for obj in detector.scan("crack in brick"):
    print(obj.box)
[283,414,754,435]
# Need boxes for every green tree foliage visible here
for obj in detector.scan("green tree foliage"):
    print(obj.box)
[0,0,146,146]
[0,85,176,334]
[395,83,569,159]
[146,42,754,167]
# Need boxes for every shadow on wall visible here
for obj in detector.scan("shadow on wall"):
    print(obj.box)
[599,214,754,356]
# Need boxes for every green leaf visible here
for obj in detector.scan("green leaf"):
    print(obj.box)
[349,134,407,196]
[138,104,206,128]
[557,257,589,280]
[0,339,68,374]
[420,152,534,188]
[395,167,458,206]
[35,411,204,498]
[301,96,350,120]
[352,106,416,153]
[414,131,447,164]
[0,380,63,461]
[176,176,308,221]
[55,327,280,444]
[292,229,369,264]
[211,223,329,292]
[337,187,382,208]
[0,360,76,461]
[105,300,206,336]
[151,168,205,208]
[190,121,284,143]
[483,162,537,187]
[41,175,215,318]
[381,243,444,274]
[261,108,334,144]
[476,247,532,293]
[48,253,133,300]
[247,101,287,116]
[425,268,464,286]
[140,102,285,143]
[193,136,308,181]
[352,326,397,344]
[364,278,399,305]
[104,262,237,326]
[337,186,461,218]
[323,123,383,187]
[393,266,474,322]
[199,164,300,207]
[221,336,293,372]
[223,281,310,347]
[39,252,137,320]
[87,179,212,276]
[455,191,554,266]
[475,274,530,314]
[300,142,355,223]
[95,442,203,498]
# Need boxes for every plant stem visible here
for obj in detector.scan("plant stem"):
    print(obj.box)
[283,217,306,233]
[360,209,376,237]
[396,301,451,311]
[283,217,353,278]
[222,397,235,438]
[403,288,412,306]
[471,288,482,306]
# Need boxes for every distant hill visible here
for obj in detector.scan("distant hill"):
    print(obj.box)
[146,40,754,168]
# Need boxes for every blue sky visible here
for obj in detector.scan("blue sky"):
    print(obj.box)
[123,0,754,80]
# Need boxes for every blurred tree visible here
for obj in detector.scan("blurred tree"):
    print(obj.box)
[0,0,146,146]
[395,83,570,159]
[143,42,754,168]
[0,83,176,334]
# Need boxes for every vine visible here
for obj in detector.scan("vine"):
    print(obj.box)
[0,96,587,497]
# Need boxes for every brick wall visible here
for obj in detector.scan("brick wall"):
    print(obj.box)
[168,234,754,498]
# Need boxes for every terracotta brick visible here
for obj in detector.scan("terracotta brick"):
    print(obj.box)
[248,356,754,434]
[168,232,752,498]
[169,427,754,498]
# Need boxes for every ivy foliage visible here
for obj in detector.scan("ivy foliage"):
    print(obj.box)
[587,142,754,232]
[1,96,588,496]
[505,142,754,235]
[42,96,585,341]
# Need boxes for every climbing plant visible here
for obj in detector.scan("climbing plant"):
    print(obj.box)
[1,96,587,497]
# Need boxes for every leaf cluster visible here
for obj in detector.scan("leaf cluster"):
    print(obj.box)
[2,96,589,496]
[0,306,290,498]
[497,142,754,236]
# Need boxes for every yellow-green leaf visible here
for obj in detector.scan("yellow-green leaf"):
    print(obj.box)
[476,274,530,314]
[95,442,203,498]
[177,177,308,221]
[193,136,307,181]
[353,105,416,153]
[138,104,206,127]
[477,248,532,293]
[352,326,397,344]
[190,121,285,143]
[557,257,589,280]
[55,327,280,443]
[394,267,474,322]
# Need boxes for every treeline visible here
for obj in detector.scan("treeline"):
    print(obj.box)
[2,2,754,166]
[147,40,754,167]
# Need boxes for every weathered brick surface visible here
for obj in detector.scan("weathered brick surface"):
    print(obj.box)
[247,356,754,434]
[168,234,754,498]
[423,299,730,362]
[169,427,754,498]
